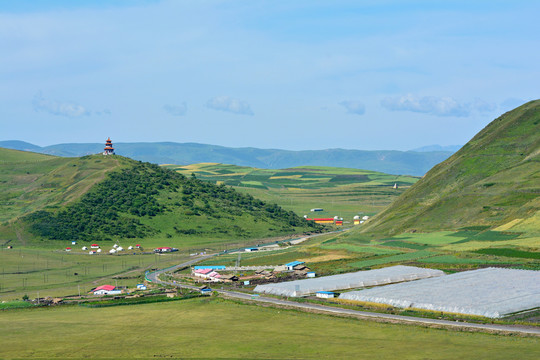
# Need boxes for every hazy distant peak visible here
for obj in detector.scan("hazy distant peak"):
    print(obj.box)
[410,145,462,152]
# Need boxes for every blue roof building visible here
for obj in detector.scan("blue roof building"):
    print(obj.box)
[285,261,305,270]
[194,265,226,270]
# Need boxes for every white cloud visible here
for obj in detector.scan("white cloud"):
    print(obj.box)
[470,98,497,113]
[32,92,91,117]
[163,103,187,116]
[381,95,477,117]
[206,96,254,116]
[339,100,366,115]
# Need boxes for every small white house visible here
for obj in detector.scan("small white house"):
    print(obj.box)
[91,244,100,249]
[89,251,96,255]
[128,246,133,250]
[113,244,119,249]
[136,284,147,290]
[316,291,335,299]
[362,216,369,220]
[96,248,102,253]
[109,249,116,254]
[82,246,88,251]
[71,241,77,245]
[306,272,316,278]
[65,247,71,252]
[117,246,124,251]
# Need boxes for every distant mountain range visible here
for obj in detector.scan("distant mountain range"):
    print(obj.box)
[0,140,458,176]
[410,144,462,152]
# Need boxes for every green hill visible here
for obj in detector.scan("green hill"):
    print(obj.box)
[0,148,318,247]
[360,100,540,236]
[0,148,132,223]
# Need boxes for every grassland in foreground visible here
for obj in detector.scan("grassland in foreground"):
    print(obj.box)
[0,298,538,359]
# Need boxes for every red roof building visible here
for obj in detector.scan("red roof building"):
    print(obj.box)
[94,285,116,292]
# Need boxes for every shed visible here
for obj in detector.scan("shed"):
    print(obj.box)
[316,291,335,299]
[245,248,258,252]
[306,272,316,278]
[286,261,305,271]
[221,274,239,282]
[201,288,212,295]
[71,241,77,245]
[136,284,147,290]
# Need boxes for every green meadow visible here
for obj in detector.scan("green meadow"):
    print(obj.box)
[0,298,538,359]
[0,245,195,300]
[218,229,540,275]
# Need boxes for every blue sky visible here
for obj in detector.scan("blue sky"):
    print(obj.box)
[1,0,538,150]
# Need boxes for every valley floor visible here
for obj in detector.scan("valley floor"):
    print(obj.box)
[0,298,538,359]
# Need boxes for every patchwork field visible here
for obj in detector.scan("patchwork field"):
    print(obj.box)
[166,163,419,219]
[0,298,538,359]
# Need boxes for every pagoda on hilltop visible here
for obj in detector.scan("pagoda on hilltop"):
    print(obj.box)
[103,137,115,155]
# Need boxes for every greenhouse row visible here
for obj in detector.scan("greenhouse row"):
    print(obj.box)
[339,268,540,318]
[253,265,444,297]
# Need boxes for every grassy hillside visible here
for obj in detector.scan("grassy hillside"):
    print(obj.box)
[359,100,540,237]
[168,163,418,219]
[0,140,454,176]
[0,149,318,248]
[0,148,132,224]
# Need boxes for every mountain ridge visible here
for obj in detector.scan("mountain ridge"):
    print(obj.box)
[0,140,455,176]
[360,100,540,236]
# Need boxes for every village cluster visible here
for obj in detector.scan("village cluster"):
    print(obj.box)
[191,260,315,285]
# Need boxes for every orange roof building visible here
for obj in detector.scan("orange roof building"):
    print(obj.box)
[103,137,115,155]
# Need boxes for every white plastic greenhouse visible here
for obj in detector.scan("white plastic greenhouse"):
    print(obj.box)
[253,265,444,297]
[339,268,540,318]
